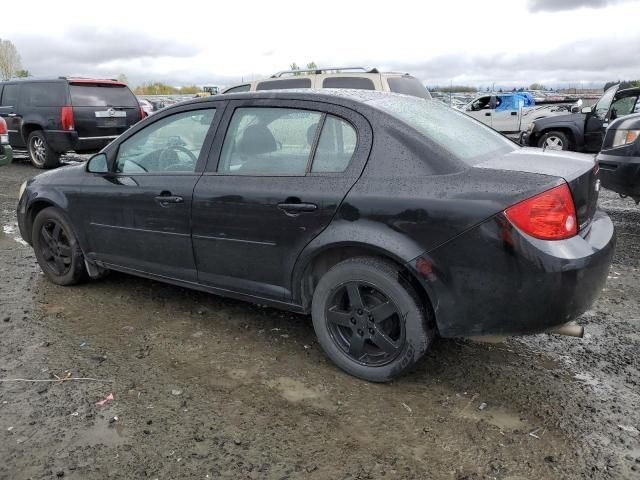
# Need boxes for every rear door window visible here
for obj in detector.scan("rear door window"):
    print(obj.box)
[21,82,66,107]
[1,84,20,107]
[311,116,357,172]
[70,84,139,107]
[322,77,375,90]
[610,95,638,119]
[387,77,431,99]
[255,78,312,91]
[218,107,321,175]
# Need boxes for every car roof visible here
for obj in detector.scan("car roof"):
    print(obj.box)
[177,88,421,112]
[618,87,640,96]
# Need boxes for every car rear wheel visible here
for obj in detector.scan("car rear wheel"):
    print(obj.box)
[32,207,87,285]
[28,131,60,169]
[538,131,570,151]
[311,257,434,382]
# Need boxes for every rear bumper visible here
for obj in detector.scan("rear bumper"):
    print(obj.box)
[0,144,12,166]
[45,130,118,154]
[407,210,615,337]
[597,152,640,198]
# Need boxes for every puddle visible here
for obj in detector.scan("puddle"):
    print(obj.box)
[461,405,527,431]
[69,421,126,447]
[2,223,28,246]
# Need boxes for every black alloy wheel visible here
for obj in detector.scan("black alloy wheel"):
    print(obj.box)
[325,281,405,366]
[38,219,72,276]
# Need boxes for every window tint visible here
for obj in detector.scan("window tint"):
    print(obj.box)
[255,78,312,91]
[70,84,138,107]
[115,109,216,173]
[22,82,67,107]
[311,116,357,172]
[224,84,251,93]
[369,95,516,165]
[218,107,321,175]
[322,77,375,90]
[387,77,431,99]
[1,84,19,107]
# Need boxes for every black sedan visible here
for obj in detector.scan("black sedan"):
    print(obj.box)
[16,90,615,382]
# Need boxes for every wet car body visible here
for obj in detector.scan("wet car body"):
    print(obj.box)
[597,112,640,203]
[17,90,615,380]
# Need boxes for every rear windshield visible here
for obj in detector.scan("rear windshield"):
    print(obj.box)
[368,95,516,165]
[387,77,431,99]
[70,84,138,107]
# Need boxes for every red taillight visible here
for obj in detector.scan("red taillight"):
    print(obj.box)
[0,118,7,135]
[139,106,147,120]
[505,183,577,240]
[61,106,75,131]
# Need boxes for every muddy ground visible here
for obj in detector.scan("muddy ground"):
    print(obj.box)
[1,155,639,480]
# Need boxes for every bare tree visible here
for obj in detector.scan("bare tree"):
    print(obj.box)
[0,39,22,81]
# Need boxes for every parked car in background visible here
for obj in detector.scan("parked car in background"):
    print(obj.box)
[138,98,154,116]
[522,85,640,152]
[0,78,145,168]
[460,92,572,134]
[0,117,12,167]
[17,90,613,382]
[598,112,640,204]
[223,67,432,99]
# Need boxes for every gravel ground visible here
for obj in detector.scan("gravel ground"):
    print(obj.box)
[1,155,638,480]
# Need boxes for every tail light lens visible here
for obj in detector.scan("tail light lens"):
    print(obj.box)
[505,183,577,240]
[0,118,7,144]
[139,106,147,120]
[61,106,75,131]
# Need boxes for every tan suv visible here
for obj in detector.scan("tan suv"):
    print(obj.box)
[222,67,431,99]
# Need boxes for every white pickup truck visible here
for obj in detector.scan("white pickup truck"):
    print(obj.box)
[459,93,574,135]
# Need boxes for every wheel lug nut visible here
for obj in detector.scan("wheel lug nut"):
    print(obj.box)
[357,329,363,336]
[350,318,356,325]
[369,328,374,335]
[357,309,363,315]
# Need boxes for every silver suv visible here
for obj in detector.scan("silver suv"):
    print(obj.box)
[223,67,431,99]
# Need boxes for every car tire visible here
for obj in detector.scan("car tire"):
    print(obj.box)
[27,131,60,169]
[538,131,570,151]
[32,207,87,285]
[311,257,434,382]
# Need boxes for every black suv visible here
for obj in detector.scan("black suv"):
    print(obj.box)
[0,78,144,168]
[522,84,640,152]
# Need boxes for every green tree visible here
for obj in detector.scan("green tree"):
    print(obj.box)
[529,82,545,90]
[0,38,22,81]
[117,73,129,84]
[178,85,200,94]
[15,69,30,78]
[290,62,301,76]
[306,61,318,71]
[133,82,179,95]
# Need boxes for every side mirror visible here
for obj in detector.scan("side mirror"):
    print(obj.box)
[581,106,592,114]
[86,153,109,173]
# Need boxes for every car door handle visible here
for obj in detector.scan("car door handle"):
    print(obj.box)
[485,112,491,116]
[510,111,518,116]
[7,113,17,117]
[154,194,183,206]
[277,202,317,213]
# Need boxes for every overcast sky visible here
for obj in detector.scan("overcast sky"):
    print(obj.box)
[2,0,639,88]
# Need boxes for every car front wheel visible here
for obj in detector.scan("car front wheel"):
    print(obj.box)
[32,207,87,285]
[28,131,60,169]
[538,131,570,151]
[311,257,434,382]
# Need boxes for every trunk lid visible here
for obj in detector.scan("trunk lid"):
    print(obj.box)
[476,147,600,231]
[69,81,141,138]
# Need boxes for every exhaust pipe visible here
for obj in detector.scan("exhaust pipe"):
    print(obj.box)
[546,322,584,338]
